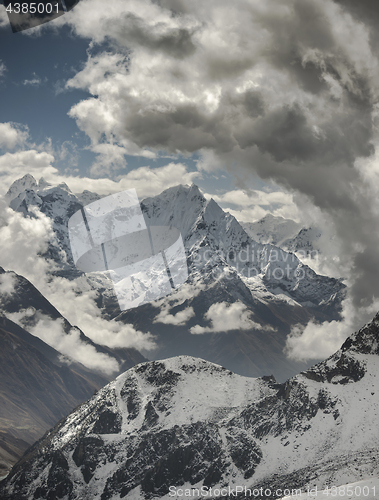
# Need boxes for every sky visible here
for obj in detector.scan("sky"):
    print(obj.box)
[1,0,379,362]
[0,0,299,220]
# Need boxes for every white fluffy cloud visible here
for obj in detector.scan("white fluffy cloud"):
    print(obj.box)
[0,120,200,198]
[23,73,42,87]
[154,306,195,326]
[7,309,119,376]
[0,146,198,198]
[285,297,379,361]
[40,275,156,351]
[153,282,203,325]
[0,201,57,281]
[90,143,130,176]
[285,320,350,362]
[211,188,300,222]
[61,162,199,198]
[28,315,120,375]
[190,301,266,334]
[0,272,16,296]
[0,123,29,150]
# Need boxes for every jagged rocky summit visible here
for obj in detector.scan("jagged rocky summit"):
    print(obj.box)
[2,313,379,499]
[4,174,346,381]
[5,174,343,312]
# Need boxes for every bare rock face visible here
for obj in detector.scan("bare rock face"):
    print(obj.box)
[0,266,147,477]
[2,315,379,499]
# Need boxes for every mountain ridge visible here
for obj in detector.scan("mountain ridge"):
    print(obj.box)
[1,312,379,499]
[4,174,346,381]
[0,265,147,476]
[240,214,322,259]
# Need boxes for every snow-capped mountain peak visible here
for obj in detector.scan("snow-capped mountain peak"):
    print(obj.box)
[5,173,38,200]
[77,190,102,206]
[38,177,52,190]
[4,175,345,381]
[241,214,303,247]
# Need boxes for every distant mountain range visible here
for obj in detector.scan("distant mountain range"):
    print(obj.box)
[240,214,322,256]
[2,312,379,499]
[5,175,345,381]
[0,175,346,476]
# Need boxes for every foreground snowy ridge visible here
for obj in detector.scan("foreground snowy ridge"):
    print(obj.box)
[1,313,379,499]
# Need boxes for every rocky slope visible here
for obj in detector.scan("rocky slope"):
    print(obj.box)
[2,312,379,499]
[0,266,147,476]
[0,315,102,479]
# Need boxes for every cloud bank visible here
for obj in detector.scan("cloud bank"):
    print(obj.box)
[0,195,155,374]
[0,123,199,197]
[190,301,269,334]
[154,306,195,326]
[48,0,379,358]
[29,315,121,375]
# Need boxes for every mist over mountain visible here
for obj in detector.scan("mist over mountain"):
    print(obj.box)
[240,215,322,258]
[3,174,346,381]
[0,266,146,476]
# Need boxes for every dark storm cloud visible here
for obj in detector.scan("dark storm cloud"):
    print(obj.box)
[237,99,374,168]
[235,105,321,161]
[151,0,190,15]
[67,0,379,313]
[123,102,237,153]
[255,0,336,63]
[206,57,255,81]
[352,247,379,308]
[105,12,197,59]
[251,0,376,105]
[333,0,379,51]
[240,90,265,118]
